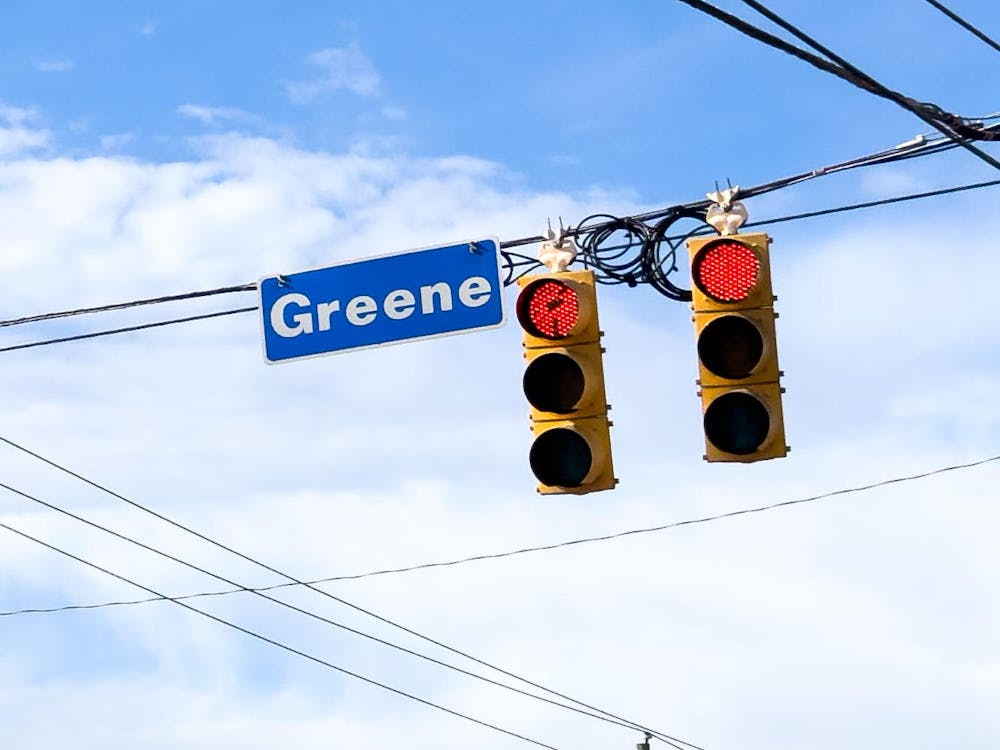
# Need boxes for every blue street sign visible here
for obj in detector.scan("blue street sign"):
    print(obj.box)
[258,237,506,364]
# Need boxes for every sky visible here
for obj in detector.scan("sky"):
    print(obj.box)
[0,1,999,749]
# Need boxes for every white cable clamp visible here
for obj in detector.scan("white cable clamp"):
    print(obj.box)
[705,186,748,236]
[538,217,576,273]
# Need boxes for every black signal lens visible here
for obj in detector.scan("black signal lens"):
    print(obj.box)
[529,428,591,487]
[523,352,584,414]
[703,391,770,455]
[698,315,765,380]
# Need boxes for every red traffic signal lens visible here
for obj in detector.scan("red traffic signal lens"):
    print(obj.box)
[698,315,765,380]
[703,391,770,455]
[529,428,592,487]
[692,240,760,302]
[523,352,584,414]
[517,279,580,339]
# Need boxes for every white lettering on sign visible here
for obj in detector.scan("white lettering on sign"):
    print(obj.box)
[270,276,493,338]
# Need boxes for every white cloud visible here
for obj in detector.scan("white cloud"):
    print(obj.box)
[177,104,262,128]
[380,106,407,121]
[34,59,75,73]
[0,104,49,156]
[0,131,997,749]
[100,132,136,151]
[287,43,382,103]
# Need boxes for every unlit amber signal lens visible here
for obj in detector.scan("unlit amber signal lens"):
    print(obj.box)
[693,241,760,302]
[517,279,580,339]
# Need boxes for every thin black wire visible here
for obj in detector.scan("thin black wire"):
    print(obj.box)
[0,307,257,353]
[6,452,996,614]
[675,0,1000,169]
[0,518,561,750]
[2,169,997,358]
[1,125,994,349]
[0,435,698,750]
[0,480,688,748]
[0,283,256,328]
[923,0,1000,54]
[734,0,1000,158]
[745,178,1000,228]
[611,176,1000,249]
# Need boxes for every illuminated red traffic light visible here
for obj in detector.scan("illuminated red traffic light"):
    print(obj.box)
[691,239,761,302]
[516,278,580,339]
[516,270,616,494]
[687,232,787,463]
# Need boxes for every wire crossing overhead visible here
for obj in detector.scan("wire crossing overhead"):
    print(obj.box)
[922,0,1000,54]
[0,517,563,750]
[7,452,998,619]
[0,133,998,355]
[517,269,617,495]
[0,436,696,750]
[676,0,1000,171]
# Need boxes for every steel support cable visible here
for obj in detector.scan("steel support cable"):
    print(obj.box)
[3,170,998,354]
[0,436,701,750]
[0,480,691,749]
[0,307,258,354]
[923,0,1000,54]
[674,0,1000,170]
[0,124,994,350]
[734,0,1000,155]
[1,171,998,355]
[7,453,998,616]
[0,518,561,750]
[0,283,256,328]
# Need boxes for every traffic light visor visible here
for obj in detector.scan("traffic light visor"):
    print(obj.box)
[517,278,580,339]
[692,239,761,303]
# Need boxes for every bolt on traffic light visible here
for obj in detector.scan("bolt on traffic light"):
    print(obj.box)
[516,269,616,494]
[687,232,788,462]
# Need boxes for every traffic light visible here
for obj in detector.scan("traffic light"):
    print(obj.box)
[687,232,787,462]
[516,269,616,494]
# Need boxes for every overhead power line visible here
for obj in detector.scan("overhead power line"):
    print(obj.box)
[0,283,256,328]
[747,177,1000,228]
[0,306,257,354]
[675,0,1000,171]
[923,0,1000,54]
[2,140,998,353]
[5,451,996,616]
[0,478,696,750]
[0,435,698,750]
[0,517,562,750]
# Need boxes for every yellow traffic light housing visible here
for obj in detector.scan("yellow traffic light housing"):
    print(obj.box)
[516,270,616,494]
[687,232,788,462]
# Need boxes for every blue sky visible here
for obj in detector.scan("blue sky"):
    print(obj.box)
[1,2,999,749]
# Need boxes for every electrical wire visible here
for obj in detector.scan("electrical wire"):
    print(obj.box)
[734,0,1000,157]
[0,479,693,750]
[0,307,257,353]
[0,517,562,750]
[923,0,1000,54]
[5,451,995,618]
[0,435,699,750]
[0,283,256,328]
[675,0,1000,171]
[745,177,1000,228]
[1,123,996,342]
